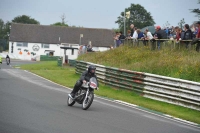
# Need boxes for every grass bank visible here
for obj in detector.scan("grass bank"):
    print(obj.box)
[20,61,200,124]
[78,45,200,82]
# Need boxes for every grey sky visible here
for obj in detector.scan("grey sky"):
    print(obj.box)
[0,0,199,29]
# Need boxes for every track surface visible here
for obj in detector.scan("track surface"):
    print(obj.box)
[0,60,199,133]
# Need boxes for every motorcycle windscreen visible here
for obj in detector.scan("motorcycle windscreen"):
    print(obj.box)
[89,77,97,89]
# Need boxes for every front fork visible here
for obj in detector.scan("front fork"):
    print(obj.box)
[84,88,89,102]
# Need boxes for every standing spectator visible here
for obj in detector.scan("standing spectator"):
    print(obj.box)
[131,27,138,40]
[153,26,167,50]
[81,44,87,54]
[78,45,83,55]
[165,27,169,38]
[175,27,181,43]
[137,29,144,39]
[136,29,144,46]
[130,24,134,37]
[87,43,93,52]
[113,32,119,48]
[113,32,121,47]
[126,30,131,38]
[183,24,193,49]
[191,21,200,52]
[119,31,126,44]
[143,29,153,46]
[195,27,199,35]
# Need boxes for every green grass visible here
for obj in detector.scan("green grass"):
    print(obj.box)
[78,44,200,82]
[20,61,200,124]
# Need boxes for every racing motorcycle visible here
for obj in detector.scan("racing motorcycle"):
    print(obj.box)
[67,77,98,110]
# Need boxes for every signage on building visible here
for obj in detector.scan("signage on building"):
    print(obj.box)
[32,44,40,51]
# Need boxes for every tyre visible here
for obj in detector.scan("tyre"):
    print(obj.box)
[82,92,94,110]
[67,96,75,106]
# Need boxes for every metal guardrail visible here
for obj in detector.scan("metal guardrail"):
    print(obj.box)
[75,60,200,111]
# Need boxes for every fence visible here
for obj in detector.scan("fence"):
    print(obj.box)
[74,60,200,111]
[117,39,200,51]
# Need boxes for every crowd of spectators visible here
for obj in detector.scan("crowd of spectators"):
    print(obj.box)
[113,21,200,52]
[78,43,94,55]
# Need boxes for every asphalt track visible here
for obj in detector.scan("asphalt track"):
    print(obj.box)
[0,60,199,133]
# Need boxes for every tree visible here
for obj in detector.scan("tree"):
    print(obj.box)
[60,13,67,25]
[51,14,69,27]
[12,15,40,24]
[0,19,11,50]
[191,0,200,20]
[163,21,170,28]
[112,28,120,33]
[51,22,68,27]
[115,4,155,33]
[178,18,185,29]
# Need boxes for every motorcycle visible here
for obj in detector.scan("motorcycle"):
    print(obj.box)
[67,77,98,110]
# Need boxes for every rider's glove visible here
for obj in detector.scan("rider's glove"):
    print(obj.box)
[83,80,86,84]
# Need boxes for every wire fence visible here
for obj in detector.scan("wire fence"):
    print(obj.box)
[115,39,200,51]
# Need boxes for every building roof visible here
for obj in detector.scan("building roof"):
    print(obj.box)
[10,23,115,47]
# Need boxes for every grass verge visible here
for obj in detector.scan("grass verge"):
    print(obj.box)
[78,45,200,82]
[20,61,200,124]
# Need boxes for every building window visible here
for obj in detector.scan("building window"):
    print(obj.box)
[17,42,28,47]
[41,44,49,48]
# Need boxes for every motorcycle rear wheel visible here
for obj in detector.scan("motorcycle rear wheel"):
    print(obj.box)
[82,92,94,110]
[67,96,75,106]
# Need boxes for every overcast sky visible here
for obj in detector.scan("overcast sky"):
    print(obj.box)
[0,0,199,29]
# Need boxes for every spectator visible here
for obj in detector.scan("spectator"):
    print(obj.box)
[195,27,199,35]
[191,21,200,52]
[183,24,193,49]
[82,44,87,54]
[126,30,131,38]
[153,25,167,50]
[143,29,153,46]
[119,31,126,44]
[87,43,93,52]
[145,29,154,40]
[195,22,200,52]
[175,27,181,43]
[137,29,144,39]
[78,45,83,55]
[130,24,134,37]
[165,27,169,38]
[131,27,138,40]
[113,32,119,48]
[113,32,121,47]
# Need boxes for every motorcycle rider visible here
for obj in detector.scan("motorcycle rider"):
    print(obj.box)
[6,55,10,64]
[69,65,99,98]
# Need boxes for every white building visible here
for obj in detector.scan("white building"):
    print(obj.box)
[9,23,114,61]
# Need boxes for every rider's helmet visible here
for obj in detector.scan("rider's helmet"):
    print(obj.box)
[88,65,96,75]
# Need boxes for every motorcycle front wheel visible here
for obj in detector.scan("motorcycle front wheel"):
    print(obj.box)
[67,96,75,106]
[82,92,94,110]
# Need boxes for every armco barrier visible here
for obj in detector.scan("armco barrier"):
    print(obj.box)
[68,59,77,67]
[75,60,200,111]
